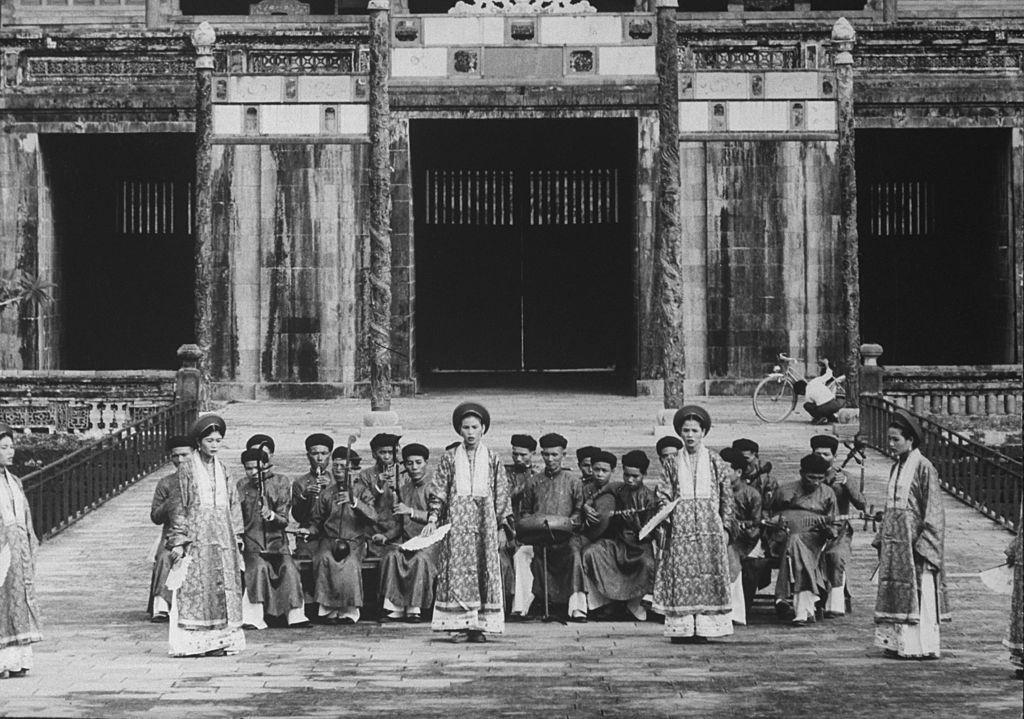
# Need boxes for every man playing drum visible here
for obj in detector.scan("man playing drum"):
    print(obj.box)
[519,433,588,622]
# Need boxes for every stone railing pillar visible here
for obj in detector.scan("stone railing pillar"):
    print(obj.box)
[654,0,684,409]
[883,0,897,23]
[175,343,205,405]
[833,17,859,406]
[859,343,883,396]
[190,22,216,386]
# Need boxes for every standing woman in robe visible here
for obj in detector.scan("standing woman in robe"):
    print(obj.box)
[873,408,950,659]
[0,423,42,678]
[1006,500,1023,677]
[167,414,246,656]
[421,402,512,643]
[652,405,735,643]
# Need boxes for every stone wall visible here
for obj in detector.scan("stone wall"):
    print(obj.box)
[209,141,371,395]
[0,132,57,371]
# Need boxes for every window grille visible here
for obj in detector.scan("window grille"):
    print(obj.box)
[864,180,935,239]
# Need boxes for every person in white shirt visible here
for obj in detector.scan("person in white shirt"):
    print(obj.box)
[803,359,843,425]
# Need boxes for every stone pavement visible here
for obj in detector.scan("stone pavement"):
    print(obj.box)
[2,394,1021,718]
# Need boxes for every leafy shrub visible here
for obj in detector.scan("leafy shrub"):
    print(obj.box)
[11,432,91,478]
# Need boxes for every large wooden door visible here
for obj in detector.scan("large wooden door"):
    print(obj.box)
[413,120,633,375]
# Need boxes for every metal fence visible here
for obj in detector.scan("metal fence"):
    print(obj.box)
[20,399,198,540]
[860,394,1022,532]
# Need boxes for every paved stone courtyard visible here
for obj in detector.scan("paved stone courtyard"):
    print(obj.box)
[2,394,1021,718]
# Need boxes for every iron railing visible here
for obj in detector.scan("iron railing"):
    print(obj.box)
[860,394,1022,532]
[20,399,198,540]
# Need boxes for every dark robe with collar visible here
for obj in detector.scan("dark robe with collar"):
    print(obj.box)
[379,470,438,611]
[769,480,837,602]
[520,468,586,604]
[237,471,303,617]
[581,483,658,602]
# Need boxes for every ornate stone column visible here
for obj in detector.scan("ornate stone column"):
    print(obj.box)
[653,0,684,409]
[191,22,215,383]
[367,0,393,413]
[833,17,860,405]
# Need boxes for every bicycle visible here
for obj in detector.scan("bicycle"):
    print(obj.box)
[752,354,846,423]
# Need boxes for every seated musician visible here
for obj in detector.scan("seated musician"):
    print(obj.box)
[581,450,658,621]
[812,434,866,617]
[237,448,307,629]
[308,454,382,624]
[519,433,587,622]
[719,447,765,622]
[577,446,602,501]
[355,433,404,562]
[147,435,192,622]
[655,436,682,464]
[292,433,334,558]
[769,453,838,625]
[732,438,777,507]
[505,434,538,619]
[379,443,437,623]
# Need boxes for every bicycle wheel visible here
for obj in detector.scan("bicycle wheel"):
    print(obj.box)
[753,374,798,423]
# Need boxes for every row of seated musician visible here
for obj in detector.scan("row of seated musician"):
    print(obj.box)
[147,429,867,629]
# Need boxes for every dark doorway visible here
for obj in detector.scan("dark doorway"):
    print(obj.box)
[856,129,1016,365]
[43,134,195,370]
[411,119,636,384]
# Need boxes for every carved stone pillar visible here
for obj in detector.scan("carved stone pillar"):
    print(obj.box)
[833,17,859,406]
[859,343,883,397]
[367,0,393,412]
[175,343,205,406]
[654,0,684,409]
[146,0,165,28]
[883,0,897,23]
[191,22,215,383]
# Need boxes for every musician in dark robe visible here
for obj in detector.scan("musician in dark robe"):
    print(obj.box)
[379,444,438,622]
[812,434,865,617]
[577,446,601,501]
[505,434,538,618]
[733,438,777,508]
[520,433,588,622]
[292,433,334,568]
[582,451,658,621]
[148,435,192,622]
[656,436,682,463]
[769,453,837,625]
[237,449,307,629]
[873,409,949,659]
[355,433,403,561]
[308,460,379,624]
[719,447,765,622]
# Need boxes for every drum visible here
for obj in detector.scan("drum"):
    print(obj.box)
[516,514,574,546]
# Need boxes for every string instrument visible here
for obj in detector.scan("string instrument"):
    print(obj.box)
[583,499,657,542]
[343,434,357,506]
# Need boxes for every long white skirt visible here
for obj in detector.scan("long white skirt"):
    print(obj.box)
[0,644,32,673]
[168,589,246,657]
[874,569,940,658]
[664,612,733,638]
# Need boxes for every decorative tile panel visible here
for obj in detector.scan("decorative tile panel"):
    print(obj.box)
[763,71,820,99]
[540,16,622,46]
[567,48,595,74]
[597,46,654,76]
[451,48,482,75]
[392,48,450,77]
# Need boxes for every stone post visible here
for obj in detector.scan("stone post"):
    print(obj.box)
[833,17,860,406]
[175,343,205,404]
[654,0,684,409]
[882,0,897,23]
[190,22,215,385]
[146,0,165,28]
[367,0,393,413]
[859,343,883,396]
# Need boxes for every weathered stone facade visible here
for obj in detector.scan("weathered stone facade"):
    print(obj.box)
[0,0,1021,401]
